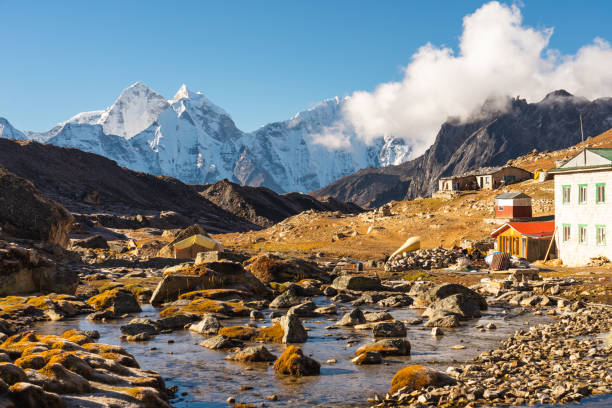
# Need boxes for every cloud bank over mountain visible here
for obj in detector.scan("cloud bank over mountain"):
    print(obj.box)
[317,1,612,156]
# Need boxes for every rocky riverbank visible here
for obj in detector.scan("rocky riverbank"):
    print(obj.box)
[370,302,612,408]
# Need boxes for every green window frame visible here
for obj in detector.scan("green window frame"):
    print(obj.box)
[562,224,571,242]
[596,183,606,204]
[578,224,587,245]
[596,225,607,246]
[562,185,571,204]
[578,184,587,204]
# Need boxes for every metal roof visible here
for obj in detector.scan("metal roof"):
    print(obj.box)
[588,148,612,161]
[491,221,555,238]
[494,192,531,200]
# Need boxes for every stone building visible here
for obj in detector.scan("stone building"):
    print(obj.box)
[438,166,532,192]
[548,148,612,266]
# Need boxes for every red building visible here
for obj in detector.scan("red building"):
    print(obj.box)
[494,192,532,219]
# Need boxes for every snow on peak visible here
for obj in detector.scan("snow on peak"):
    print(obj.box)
[98,82,170,139]
[173,84,194,101]
[2,83,412,194]
[0,118,26,140]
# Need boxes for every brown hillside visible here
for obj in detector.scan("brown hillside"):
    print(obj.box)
[216,127,612,259]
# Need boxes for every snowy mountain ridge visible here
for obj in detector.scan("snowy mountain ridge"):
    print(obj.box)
[0,82,412,193]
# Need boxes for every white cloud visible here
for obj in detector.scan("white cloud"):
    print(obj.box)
[314,1,612,156]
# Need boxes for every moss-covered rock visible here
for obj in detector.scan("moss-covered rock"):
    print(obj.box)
[273,346,320,376]
[389,365,456,394]
[87,288,141,314]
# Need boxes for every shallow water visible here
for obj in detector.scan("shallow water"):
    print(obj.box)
[35,297,574,407]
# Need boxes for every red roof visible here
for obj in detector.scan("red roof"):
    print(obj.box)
[491,221,555,238]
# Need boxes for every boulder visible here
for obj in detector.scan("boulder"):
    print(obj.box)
[0,243,79,296]
[120,319,160,336]
[9,382,64,408]
[287,301,318,317]
[336,308,366,326]
[189,315,221,335]
[424,313,460,328]
[364,311,393,322]
[39,362,92,394]
[70,235,108,249]
[244,253,329,283]
[0,363,27,385]
[378,294,413,308]
[269,287,303,309]
[422,294,482,319]
[150,261,269,305]
[422,283,487,310]
[280,314,308,343]
[351,293,386,306]
[332,275,382,291]
[372,321,407,338]
[0,168,73,247]
[225,346,276,362]
[156,314,194,330]
[389,365,457,394]
[87,288,141,314]
[351,351,382,365]
[199,335,242,350]
[273,346,320,376]
[355,339,411,356]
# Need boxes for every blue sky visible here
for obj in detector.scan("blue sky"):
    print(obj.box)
[1,0,611,132]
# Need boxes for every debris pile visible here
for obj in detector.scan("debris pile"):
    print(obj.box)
[385,248,460,271]
[587,256,611,267]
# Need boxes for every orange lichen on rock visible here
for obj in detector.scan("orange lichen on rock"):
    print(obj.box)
[160,298,249,318]
[254,322,284,343]
[218,326,258,340]
[273,345,320,376]
[178,288,250,301]
[389,365,456,394]
[245,254,280,283]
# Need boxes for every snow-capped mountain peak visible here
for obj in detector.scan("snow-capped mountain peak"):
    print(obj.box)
[173,84,193,101]
[2,83,412,193]
[96,82,170,139]
[0,118,26,140]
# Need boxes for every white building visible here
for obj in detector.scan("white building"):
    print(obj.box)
[549,148,612,266]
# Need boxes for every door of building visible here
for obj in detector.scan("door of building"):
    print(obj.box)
[521,238,527,258]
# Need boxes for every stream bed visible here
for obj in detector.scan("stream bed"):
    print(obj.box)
[34,297,604,407]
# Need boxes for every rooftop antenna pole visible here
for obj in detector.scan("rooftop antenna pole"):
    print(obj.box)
[580,114,586,166]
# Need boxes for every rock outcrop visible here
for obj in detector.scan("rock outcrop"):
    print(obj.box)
[0,241,79,296]
[0,168,72,247]
[150,262,269,305]
[0,330,170,407]
[313,91,612,206]
[244,253,330,284]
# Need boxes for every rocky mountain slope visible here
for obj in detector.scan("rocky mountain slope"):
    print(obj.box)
[0,138,258,233]
[312,91,612,207]
[1,83,411,193]
[196,179,363,228]
[221,126,612,260]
